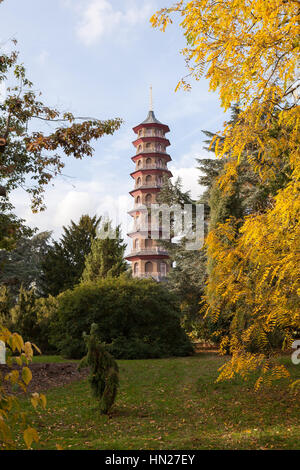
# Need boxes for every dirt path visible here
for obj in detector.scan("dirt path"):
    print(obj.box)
[0,362,89,393]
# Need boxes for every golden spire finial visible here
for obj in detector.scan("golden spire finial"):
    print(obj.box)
[150,85,153,111]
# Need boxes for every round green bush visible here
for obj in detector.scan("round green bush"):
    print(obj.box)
[50,277,193,359]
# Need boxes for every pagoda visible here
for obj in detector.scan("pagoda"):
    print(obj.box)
[126,94,173,281]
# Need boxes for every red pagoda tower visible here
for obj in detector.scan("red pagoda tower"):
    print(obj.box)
[126,98,173,281]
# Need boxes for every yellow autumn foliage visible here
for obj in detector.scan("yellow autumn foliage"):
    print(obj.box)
[152,0,300,387]
[0,327,46,449]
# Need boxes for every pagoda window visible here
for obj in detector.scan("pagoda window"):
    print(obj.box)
[146,175,152,185]
[160,262,167,277]
[146,158,152,166]
[146,142,151,150]
[145,261,153,274]
[136,196,141,205]
[145,194,152,204]
[137,160,142,167]
[145,238,152,248]
[158,159,162,168]
[134,262,139,275]
[136,177,141,187]
[137,145,142,153]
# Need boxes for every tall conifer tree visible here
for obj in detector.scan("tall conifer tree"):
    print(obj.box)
[82,220,127,283]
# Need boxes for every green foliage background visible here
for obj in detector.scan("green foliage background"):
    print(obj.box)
[50,277,193,359]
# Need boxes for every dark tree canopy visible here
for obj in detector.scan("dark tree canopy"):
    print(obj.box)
[50,277,193,359]
[0,231,51,297]
[41,214,101,296]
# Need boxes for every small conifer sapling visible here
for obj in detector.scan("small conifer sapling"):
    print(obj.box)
[79,323,119,414]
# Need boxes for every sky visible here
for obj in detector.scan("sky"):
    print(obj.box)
[0,0,227,247]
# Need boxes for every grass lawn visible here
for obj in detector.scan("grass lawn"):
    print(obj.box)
[16,353,300,450]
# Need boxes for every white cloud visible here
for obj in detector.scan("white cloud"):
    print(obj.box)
[11,176,132,240]
[75,0,155,46]
[170,166,204,201]
[54,190,93,226]
[35,50,49,66]
[172,140,211,169]
[111,129,133,152]
[169,139,214,200]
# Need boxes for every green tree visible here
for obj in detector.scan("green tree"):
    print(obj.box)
[0,208,35,251]
[8,287,57,354]
[0,231,51,297]
[50,277,193,359]
[79,323,119,415]
[81,220,127,283]
[157,110,288,345]
[156,178,207,339]
[10,286,43,348]
[196,108,294,353]
[152,0,299,386]
[41,214,101,296]
[199,106,292,221]
[0,285,12,328]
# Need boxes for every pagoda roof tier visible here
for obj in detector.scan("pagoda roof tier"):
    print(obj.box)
[132,136,171,148]
[129,187,161,197]
[127,205,150,215]
[130,168,173,179]
[133,111,170,134]
[126,247,168,257]
[125,253,169,261]
[127,229,170,238]
[131,152,172,163]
